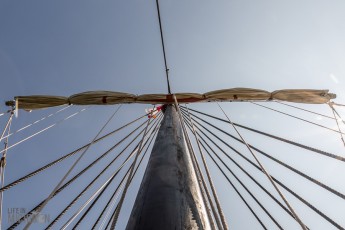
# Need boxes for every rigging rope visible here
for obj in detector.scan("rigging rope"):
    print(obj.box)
[0,112,147,193]
[60,124,158,230]
[329,103,345,126]
[183,109,345,201]
[196,133,299,223]
[7,116,156,229]
[206,149,268,229]
[275,101,334,120]
[0,105,71,141]
[45,113,162,229]
[0,106,88,154]
[23,105,122,230]
[331,102,345,107]
[181,106,345,162]
[186,112,343,229]
[156,0,172,94]
[0,111,13,230]
[251,102,344,134]
[98,119,162,230]
[329,103,345,148]
[0,113,14,143]
[182,116,221,230]
[184,105,229,230]
[216,102,307,230]
[173,96,220,230]
[110,111,153,229]
[183,113,284,230]
[185,117,310,229]
[184,117,268,230]
[80,117,162,229]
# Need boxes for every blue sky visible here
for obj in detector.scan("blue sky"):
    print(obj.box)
[1,0,345,229]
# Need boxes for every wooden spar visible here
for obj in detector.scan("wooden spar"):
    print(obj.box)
[126,105,211,230]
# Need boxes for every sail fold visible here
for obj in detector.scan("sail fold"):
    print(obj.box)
[8,89,336,110]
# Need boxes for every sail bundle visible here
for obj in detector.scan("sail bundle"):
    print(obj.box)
[7,88,336,110]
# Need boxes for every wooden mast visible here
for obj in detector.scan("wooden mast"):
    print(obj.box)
[126,105,211,230]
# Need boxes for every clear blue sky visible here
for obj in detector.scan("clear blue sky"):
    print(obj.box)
[1,0,345,229]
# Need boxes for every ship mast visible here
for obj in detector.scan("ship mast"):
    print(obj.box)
[126,105,211,229]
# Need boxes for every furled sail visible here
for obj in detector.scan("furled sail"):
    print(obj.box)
[6,88,336,110]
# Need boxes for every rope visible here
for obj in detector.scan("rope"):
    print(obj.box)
[331,102,345,107]
[110,113,153,229]
[0,106,88,154]
[67,115,161,229]
[0,113,14,143]
[156,0,172,94]
[207,150,268,229]
[181,116,221,230]
[45,114,162,229]
[23,105,122,230]
[251,102,344,134]
[84,117,161,229]
[186,112,342,229]
[61,171,128,230]
[0,112,13,230]
[184,105,228,230]
[196,133,298,222]
[181,106,345,162]
[276,101,334,120]
[329,103,345,126]
[184,117,268,229]
[102,184,124,230]
[183,113,284,230]
[0,112,147,193]
[60,130,156,230]
[329,103,345,148]
[184,110,345,201]
[7,118,153,229]
[105,206,118,230]
[187,120,310,229]
[217,102,307,230]
[98,119,162,230]
[172,96,219,229]
[0,105,71,141]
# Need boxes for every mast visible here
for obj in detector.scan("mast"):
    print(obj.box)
[126,105,211,230]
